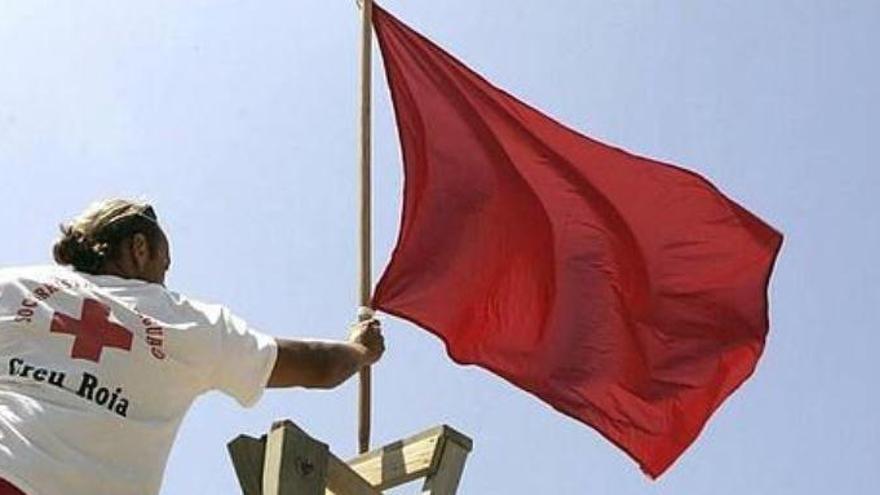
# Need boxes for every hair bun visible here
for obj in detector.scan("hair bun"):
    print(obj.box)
[52,226,102,271]
[53,227,78,266]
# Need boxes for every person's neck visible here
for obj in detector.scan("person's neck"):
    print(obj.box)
[98,261,140,282]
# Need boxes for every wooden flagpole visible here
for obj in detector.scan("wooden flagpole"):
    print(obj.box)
[356,0,374,455]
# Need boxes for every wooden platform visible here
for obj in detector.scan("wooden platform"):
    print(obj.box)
[229,420,473,494]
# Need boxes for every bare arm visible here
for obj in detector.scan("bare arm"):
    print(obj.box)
[267,319,384,389]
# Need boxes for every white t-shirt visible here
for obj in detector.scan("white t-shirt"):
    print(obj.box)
[0,265,278,495]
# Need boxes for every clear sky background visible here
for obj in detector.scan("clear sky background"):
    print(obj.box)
[1,1,877,493]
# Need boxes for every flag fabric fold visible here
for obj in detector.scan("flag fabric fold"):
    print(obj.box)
[371,5,782,477]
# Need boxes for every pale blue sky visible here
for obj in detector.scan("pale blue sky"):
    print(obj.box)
[1,1,877,493]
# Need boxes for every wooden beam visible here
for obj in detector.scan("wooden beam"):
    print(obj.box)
[325,453,382,495]
[262,420,330,495]
[345,425,473,491]
[228,434,266,495]
[421,439,471,495]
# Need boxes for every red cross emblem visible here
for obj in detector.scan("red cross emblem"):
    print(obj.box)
[50,299,133,363]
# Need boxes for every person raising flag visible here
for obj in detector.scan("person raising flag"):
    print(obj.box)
[0,198,385,495]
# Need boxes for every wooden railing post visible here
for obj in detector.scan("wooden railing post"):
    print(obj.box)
[420,437,470,495]
[228,435,267,495]
[263,421,329,495]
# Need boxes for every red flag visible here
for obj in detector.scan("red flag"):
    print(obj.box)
[371,6,782,477]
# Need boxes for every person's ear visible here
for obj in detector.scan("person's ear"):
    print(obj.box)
[130,233,151,271]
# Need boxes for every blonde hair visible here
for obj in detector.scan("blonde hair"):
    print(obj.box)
[53,198,163,274]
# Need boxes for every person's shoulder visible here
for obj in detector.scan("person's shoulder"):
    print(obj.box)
[163,289,229,324]
[0,264,73,284]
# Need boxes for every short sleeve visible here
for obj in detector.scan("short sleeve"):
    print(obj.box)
[208,308,278,408]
